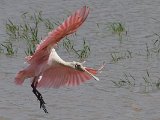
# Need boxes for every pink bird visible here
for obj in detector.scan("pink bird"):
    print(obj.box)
[15,6,104,113]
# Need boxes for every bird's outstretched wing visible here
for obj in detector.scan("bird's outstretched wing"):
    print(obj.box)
[37,65,102,88]
[26,6,90,64]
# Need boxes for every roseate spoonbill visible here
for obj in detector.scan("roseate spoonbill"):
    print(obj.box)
[15,6,104,113]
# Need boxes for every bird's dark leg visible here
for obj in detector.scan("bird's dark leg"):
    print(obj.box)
[31,77,48,113]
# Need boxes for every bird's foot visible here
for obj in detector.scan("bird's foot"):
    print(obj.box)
[32,88,48,113]
[37,92,48,113]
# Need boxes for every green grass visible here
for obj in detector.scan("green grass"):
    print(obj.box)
[4,10,91,60]
[5,11,43,55]
[5,19,20,39]
[112,70,160,93]
[63,37,91,61]
[110,50,132,63]
[108,22,127,42]
[111,72,135,88]
[1,41,17,55]
[76,39,90,61]
[0,45,3,53]
[150,33,160,55]
[143,33,160,58]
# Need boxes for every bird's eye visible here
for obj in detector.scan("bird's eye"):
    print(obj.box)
[75,64,80,68]
[75,64,84,71]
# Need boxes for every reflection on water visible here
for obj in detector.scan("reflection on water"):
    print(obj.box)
[1,0,160,120]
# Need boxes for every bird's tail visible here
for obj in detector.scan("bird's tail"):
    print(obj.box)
[15,70,27,85]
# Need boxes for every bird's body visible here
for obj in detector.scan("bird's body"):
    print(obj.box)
[16,46,102,87]
[15,6,104,113]
[48,48,69,66]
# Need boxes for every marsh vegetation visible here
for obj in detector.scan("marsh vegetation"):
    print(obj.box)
[1,10,160,94]
[2,11,91,61]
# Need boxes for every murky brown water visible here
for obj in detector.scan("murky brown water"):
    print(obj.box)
[1,0,160,120]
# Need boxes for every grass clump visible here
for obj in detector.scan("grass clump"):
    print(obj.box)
[140,70,160,93]
[76,39,90,61]
[63,38,90,61]
[6,19,20,39]
[4,10,91,60]
[1,41,17,55]
[111,72,135,88]
[150,33,160,55]
[108,22,127,42]
[143,33,160,58]
[5,11,43,55]
[112,70,160,93]
[110,50,132,63]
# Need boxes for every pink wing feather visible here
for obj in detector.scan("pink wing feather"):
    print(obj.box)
[27,6,90,64]
[37,65,98,88]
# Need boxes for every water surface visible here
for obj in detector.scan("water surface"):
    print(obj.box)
[1,0,160,120]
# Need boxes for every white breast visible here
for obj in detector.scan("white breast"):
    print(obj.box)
[47,48,66,66]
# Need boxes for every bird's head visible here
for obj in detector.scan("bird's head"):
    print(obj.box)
[69,61,100,81]
[70,61,99,81]
[71,61,85,71]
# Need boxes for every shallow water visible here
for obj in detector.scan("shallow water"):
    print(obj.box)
[1,0,160,120]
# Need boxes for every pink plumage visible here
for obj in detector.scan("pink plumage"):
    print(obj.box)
[15,6,104,113]
[26,6,90,64]
[37,66,99,88]
[15,6,104,88]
